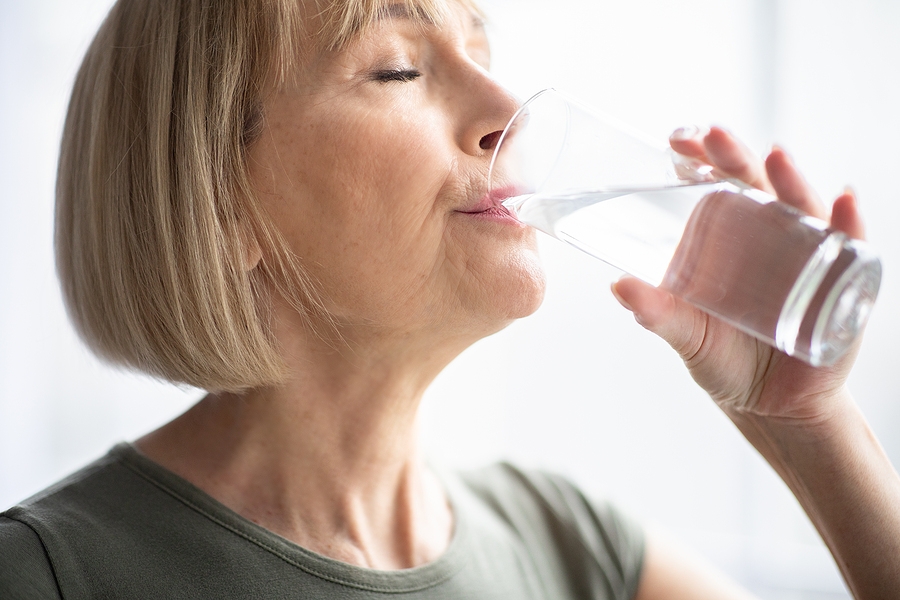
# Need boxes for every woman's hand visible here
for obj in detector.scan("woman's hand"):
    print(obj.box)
[611,126,865,423]
[614,127,900,599]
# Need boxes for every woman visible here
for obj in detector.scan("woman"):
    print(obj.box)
[1,0,898,598]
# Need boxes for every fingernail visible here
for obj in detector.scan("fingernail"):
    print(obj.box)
[843,185,857,204]
[707,125,730,139]
[670,125,700,142]
[769,144,792,162]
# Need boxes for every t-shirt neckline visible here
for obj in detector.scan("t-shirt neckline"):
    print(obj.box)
[112,442,470,593]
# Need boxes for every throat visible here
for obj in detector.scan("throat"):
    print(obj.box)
[229,458,455,570]
[134,393,454,570]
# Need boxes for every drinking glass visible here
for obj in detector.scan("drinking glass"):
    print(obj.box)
[489,89,881,366]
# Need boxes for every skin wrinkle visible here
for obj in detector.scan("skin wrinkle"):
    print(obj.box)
[431,158,478,312]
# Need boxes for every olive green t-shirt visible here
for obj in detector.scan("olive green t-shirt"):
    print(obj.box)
[0,444,644,599]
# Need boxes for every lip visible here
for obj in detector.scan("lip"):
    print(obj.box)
[456,186,524,225]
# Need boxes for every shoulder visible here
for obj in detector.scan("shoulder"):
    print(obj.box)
[0,515,62,599]
[455,462,645,597]
[0,443,183,597]
[3,443,148,533]
[460,462,603,512]
[460,462,642,546]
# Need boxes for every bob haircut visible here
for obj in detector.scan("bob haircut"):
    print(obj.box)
[56,0,480,392]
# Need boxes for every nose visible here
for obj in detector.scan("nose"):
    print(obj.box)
[479,130,503,152]
[455,68,521,158]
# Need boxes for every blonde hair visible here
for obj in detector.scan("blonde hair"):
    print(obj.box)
[56,0,479,392]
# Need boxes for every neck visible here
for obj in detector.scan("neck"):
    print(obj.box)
[136,325,464,570]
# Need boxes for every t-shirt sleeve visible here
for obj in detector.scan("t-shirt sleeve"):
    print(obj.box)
[0,515,62,600]
[553,473,645,594]
[526,469,645,597]
[461,464,645,600]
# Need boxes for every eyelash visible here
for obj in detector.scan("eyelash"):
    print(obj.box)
[371,68,423,83]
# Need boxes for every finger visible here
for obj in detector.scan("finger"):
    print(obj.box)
[611,276,708,361]
[831,188,866,240]
[703,127,776,195]
[670,127,722,183]
[764,146,827,219]
[669,126,711,162]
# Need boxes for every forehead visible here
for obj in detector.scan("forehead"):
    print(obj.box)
[312,0,483,52]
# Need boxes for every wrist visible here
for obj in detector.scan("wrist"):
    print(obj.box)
[724,381,853,435]
[725,387,879,481]
[724,387,860,467]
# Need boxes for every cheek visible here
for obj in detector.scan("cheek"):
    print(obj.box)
[263,113,455,318]
[310,118,449,264]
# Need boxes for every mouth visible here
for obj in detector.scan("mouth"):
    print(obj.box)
[456,186,522,221]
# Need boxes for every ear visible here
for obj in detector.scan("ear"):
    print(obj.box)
[243,241,263,272]
[240,225,263,272]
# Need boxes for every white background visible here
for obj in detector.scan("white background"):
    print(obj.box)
[1,1,898,598]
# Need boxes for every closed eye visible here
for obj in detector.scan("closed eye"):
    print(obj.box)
[371,68,423,83]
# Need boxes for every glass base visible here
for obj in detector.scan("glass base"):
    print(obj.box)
[777,233,881,366]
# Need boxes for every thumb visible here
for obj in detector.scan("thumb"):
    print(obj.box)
[611,276,709,361]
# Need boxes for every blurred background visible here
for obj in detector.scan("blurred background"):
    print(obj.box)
[1,0,898,598]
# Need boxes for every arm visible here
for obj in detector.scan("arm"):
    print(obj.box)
[614,128,900,599]
[730,390,900,599]
[634,532,759,600]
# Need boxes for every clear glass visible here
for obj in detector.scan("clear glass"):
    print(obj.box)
[489,89,881,366]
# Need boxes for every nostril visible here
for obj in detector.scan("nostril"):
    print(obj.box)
[479,130,502,151]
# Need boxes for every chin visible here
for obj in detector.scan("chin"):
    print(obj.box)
[480,247,547,324]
